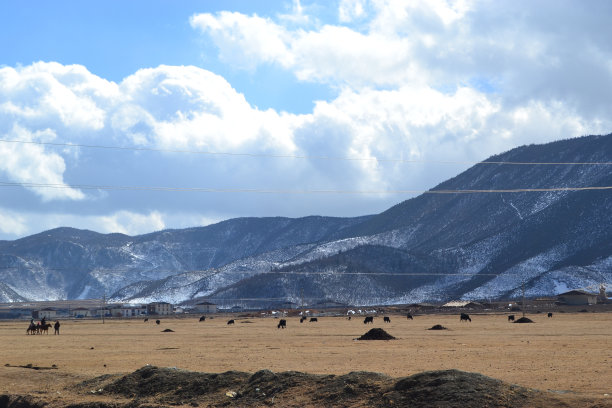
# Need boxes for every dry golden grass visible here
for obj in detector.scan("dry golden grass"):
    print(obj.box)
[1,312,610,405]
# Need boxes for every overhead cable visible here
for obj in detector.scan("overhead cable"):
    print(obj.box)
[1,180,611,195]
[2,138,612,166]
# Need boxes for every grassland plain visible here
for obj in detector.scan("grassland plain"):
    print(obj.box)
[0,312,610,406]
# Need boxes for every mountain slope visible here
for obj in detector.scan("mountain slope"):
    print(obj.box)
[1,134,611,305]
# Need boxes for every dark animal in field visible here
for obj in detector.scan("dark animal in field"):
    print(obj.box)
[364,316,374,324]
[309,318,318,322]
[300,317,305,323]
[384,316,391,323]
[227,319,235,325]
[155,320,161,325]
[406,313,413,320]
[26,323,37,335]
[199,316,206,322]
[39,323,52,334]
[548,312,553,318]
[278,319,287,329]
[460,313,471,322]
[347,316,351,320]
[508,315,515,322]
[143,318,149,322]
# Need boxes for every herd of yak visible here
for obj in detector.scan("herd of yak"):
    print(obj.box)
[194,311,553,329]
[26,311,555,334]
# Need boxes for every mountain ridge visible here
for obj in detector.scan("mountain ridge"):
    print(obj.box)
[1,134,611,305]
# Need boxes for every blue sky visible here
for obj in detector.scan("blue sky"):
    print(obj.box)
[0,0,611,239]
[1,1,332,113]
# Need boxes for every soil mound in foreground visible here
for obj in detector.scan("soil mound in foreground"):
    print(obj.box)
[428,324,448,330]
[514,317,535,323]
[357,328,396,340]
[60,365,570,407]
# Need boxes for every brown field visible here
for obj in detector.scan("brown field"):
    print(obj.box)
[1,312,611,406]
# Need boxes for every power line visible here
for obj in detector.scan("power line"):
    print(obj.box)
[1,180,612,195]
[2,138,612,166]
[0,265,597,278]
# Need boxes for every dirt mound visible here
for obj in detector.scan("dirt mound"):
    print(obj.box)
[102,365,249,403]
[357,328,396,340]
[428,324,447,330]
[0,394,47,408]
[514,317,535,323]
[385,369,537,407]
[76,366,567,407]
[161,328,174,332]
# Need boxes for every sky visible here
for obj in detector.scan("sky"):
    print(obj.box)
[0,0,611,240]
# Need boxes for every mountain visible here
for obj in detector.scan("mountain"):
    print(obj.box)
[1,134,611,305]
[0,216,369,302]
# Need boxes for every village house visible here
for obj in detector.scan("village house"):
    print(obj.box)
[146,301,173,315]
[107,304,147,317]
[557,290,599,305]
[72,307,94,318]
[193,301,217,314]
[32,307,57,320]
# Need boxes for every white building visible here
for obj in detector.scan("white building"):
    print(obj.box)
[147,302,173,315]
[557,290,598,305]
[194,301,217,313]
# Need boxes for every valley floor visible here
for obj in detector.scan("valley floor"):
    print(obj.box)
[0,312,610,406]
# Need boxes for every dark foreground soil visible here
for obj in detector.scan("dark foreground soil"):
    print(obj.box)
[0,365,595,408]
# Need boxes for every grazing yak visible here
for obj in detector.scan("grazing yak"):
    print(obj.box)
[383,316,391,323]
[363,316,374,324]
[547,312,553,318]
[143,318,148,322]
[199,316,206,322]
[278,319,287,329]
[309,317,318,322]
[460,313,471,322]
[406,313,413,320]
[508,315,515,322]
[227,319,235,325]
[155,319,161,325]
[300,317,306,323]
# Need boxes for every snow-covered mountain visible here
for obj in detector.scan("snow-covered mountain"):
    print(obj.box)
[1,134,611,305]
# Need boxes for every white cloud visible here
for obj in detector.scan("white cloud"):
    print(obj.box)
[0,209,227,239]
[0,62,116,131]
[0,209,27,236]
[189,0,612,114]
[97,211,166,235]
[339,0,367,22]
[190,12,293,70]
[1,1,612,239]
[0,125,85,201]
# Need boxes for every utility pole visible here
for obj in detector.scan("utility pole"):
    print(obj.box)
[102,293,106,324]
[300,288,304,318]
[521,282,526,318]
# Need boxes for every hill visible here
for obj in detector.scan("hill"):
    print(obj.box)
[1,134,611,305]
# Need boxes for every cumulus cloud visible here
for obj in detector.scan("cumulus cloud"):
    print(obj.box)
[190,12,293,70]
[97,210,166,235]
[0,125,85,201]
[0,209,195,238]
[190,0,612,112]
[1,1,611,239]
[339,0,367,22]
[0,209,27,236]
